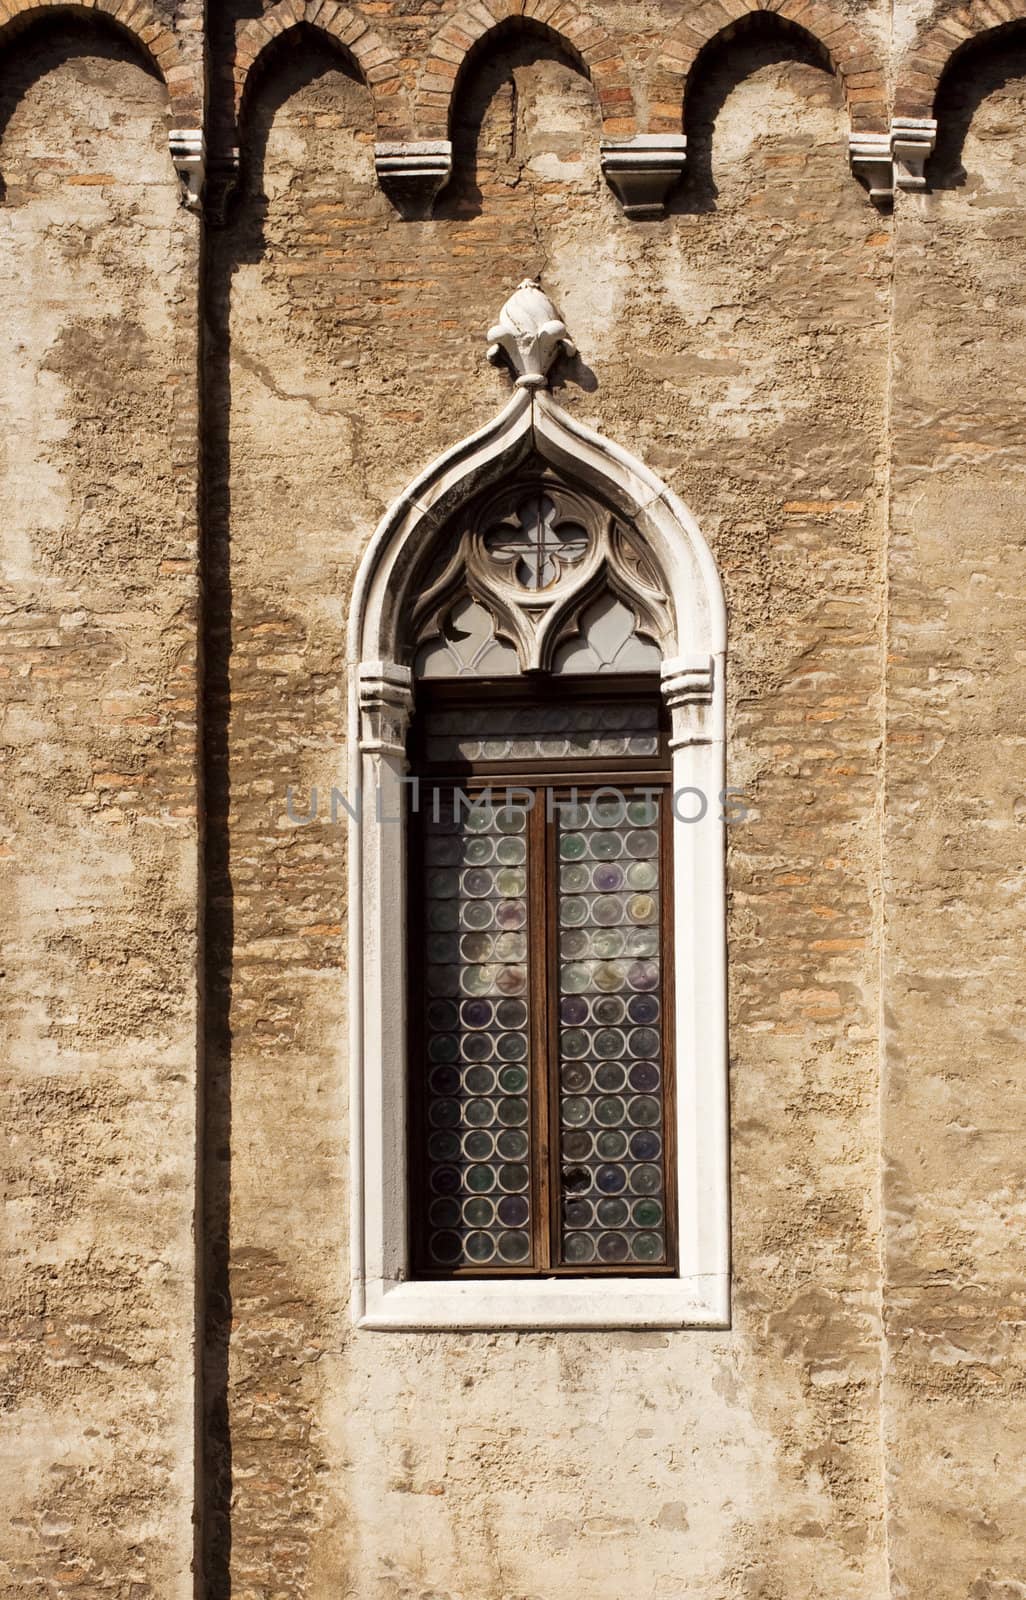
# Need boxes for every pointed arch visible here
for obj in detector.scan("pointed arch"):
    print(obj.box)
[652,0,887,134]
[353,389,725,671]
[234,1,409,136]
[416,1,637,140]
[895,0,1026,118]
[0,1,201,123]
[347,384,728,1332]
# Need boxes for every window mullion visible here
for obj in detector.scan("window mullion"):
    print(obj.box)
[528,788,551,1272]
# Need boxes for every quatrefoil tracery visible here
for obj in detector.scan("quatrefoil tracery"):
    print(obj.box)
[482,494,589,592]
[410,479,672,676]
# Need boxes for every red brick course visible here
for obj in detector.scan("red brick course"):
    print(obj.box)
[895,0,1026,114]
[415,0,636,137]
[234,0,411,133]
[653,0,888,133]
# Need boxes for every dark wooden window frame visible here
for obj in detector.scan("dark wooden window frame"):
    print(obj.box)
[407,676,678,1280]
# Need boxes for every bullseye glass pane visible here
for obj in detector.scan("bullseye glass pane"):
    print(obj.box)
[420,796,533,1271]
[423,702,660,765]
[556,792,668,1268]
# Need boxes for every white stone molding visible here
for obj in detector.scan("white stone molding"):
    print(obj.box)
[374,140,453,218]
[600,134,688,219]
[849,130,893,206]
[849,118,938,202]
[891,117,937,191]
[486,280,577,390]
[168,128,205,214]
[347,284,729,1331]
[358,662,414,755]
[661,655,717,749]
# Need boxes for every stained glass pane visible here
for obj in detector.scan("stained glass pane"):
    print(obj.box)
[555,792,668,1268]
[419,796,534,1271]
[423,701,660,765]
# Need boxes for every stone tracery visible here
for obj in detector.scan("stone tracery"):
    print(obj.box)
[411,477,671,677]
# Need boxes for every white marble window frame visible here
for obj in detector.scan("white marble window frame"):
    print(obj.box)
[347,389,729,1331]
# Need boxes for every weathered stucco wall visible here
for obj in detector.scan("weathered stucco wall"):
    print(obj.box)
[0,21,200,1600]
[210,23,888,1598]
[885,35,1026,1600]
[1,3,1025,1599]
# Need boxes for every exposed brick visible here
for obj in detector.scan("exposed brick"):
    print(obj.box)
[419,69,459,93]
[7,15,1026,1600]
[558,16,604,45]
[850,100,888,126]
[430,36,465,67]
[358,40,399,71]
[844,68,883,89]
[338,17,372,48]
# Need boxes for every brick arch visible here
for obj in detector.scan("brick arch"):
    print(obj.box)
[0,0,200,124]
[653,0,888,134]
[895,0,1026,117]
[234,2,409,136]
[416,1,637,140]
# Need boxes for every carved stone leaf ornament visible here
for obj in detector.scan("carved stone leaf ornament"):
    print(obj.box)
[486,279,577,390]
[413,281,673,677]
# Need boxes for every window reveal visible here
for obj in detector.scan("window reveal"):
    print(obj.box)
[410,693,676,1278]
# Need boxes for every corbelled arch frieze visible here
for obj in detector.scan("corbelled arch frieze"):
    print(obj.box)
[0,1,205,204]
[0,5,1014,219]
[653,0,888,134]
[415,0,637,140]
[891,0,1026,185]
[0,0,199,119]
[233,0,410,135]
[895,0,1026,118]
[233,1,422,216]
[653,1,899,204]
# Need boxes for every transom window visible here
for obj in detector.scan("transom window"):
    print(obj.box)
[408,681,675,1277]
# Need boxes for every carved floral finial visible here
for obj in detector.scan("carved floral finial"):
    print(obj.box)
[487,279,576,390]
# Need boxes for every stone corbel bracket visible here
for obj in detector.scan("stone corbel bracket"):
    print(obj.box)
[849,118,938,204]
[661,656,716,750]
[168,128,205,214]
[891,117,938,191]
[358,662,414,757]
[374,141,453,219]
[600,135,688,220]
[849,130,894,206]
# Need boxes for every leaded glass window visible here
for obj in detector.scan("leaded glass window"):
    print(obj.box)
[408,684,676,1278]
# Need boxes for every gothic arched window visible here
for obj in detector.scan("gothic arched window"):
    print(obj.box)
[407,475,675,1277]
[349,283,728,1329]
